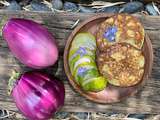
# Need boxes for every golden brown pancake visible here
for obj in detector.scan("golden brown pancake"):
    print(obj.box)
[97,43,145,87]
[97,14,145,51]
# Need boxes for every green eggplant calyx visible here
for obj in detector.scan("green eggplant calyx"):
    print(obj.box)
[0,16,9,36]
[8,70,21,95]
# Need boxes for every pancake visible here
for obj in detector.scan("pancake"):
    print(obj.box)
[97,14,145,51]
[97,43,145,87]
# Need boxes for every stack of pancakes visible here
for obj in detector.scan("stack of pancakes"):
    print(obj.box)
[96,14,145,87]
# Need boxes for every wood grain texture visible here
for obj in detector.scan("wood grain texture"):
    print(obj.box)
[0,11,160,113]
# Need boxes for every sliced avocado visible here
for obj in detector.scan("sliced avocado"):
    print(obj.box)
[69,55,95,74]
[71,33,96,50]
[68,47,95,63]
[81,76,107,92]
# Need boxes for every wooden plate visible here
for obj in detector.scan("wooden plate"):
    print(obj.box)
[63,14,153,103]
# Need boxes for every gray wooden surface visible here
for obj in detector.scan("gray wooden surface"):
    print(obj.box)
[0,11,160,114]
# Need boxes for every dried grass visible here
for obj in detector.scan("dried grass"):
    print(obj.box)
[1,110,160,120]
[0,0,159,120]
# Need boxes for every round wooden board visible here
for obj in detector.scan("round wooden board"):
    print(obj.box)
[63,14,153,103]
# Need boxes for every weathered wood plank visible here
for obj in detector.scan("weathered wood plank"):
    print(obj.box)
[0,11,160,113]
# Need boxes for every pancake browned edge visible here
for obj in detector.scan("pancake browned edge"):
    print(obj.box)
[96,14,145,52]
[97,43,145,87]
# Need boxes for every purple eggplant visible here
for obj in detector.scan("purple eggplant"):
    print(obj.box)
[9,71,65,120]
[2,18,58,69]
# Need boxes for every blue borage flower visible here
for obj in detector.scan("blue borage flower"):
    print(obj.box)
[77,47,87,57]
[77,67,88,76]
[103,26,117,42]
[71,47,87,60]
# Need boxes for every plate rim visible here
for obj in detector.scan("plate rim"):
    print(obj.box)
[63,13,154,104]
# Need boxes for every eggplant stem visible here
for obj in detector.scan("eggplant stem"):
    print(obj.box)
[8,70,21,95]
[0,16,8,36]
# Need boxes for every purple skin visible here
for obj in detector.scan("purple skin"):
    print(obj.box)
[103,26,117,42]
[2,18,58,69]
[11,72,65,120]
